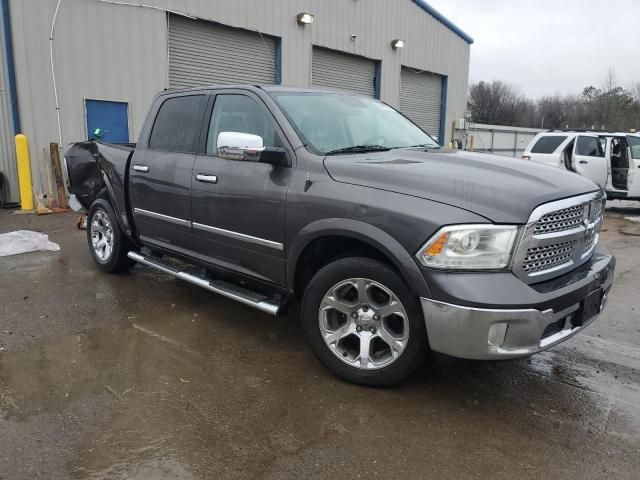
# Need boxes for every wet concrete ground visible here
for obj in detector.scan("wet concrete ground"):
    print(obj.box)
[1,205,639,480]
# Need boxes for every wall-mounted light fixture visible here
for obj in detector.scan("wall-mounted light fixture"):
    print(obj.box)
[297,12,314,24]
[391,39,405,49]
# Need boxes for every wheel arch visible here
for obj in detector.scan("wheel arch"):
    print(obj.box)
[287,219,431,300]
[96,172,138,246]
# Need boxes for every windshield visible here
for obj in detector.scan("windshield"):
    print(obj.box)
[271,92,439,155]
[628,135,640,160]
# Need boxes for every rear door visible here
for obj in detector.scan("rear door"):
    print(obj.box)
[191,91,293,285]
[573,135,608,187]
[129,93,208,255]
[627,135,640,195]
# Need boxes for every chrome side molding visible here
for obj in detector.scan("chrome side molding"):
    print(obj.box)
[192,222,283,251]
[132,208,283,251]
[133,208,191,227]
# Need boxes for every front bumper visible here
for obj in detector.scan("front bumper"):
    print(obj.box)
[420,245,615,360]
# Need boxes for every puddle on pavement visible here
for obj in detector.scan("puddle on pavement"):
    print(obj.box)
[1,225,639,478]
[1,307,639,479]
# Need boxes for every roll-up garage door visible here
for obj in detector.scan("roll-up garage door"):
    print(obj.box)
[400,67,443,141]
[312,47,376,97]
[168,15,277,88]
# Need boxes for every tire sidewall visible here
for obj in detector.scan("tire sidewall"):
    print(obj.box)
[302,257,428,386]
[87,199,126,272]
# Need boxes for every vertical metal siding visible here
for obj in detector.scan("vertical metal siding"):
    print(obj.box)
[0,1,17,203]
[168,15,277,88]
[8,0,470,196]
[311,47,375,97]
[399,67,442,140]
[8,0,167,200]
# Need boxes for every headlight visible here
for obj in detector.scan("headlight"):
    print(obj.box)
[415,225,520,270]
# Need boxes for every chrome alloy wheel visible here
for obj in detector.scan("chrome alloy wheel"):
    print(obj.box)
[318,278,410,370]
[90,209,114,262]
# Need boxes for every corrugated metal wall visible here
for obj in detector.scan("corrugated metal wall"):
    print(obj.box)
[168,15,277,88]
[0,1,18,204]
[8,0,167,201]
[311,47,376,97]
[399,67,443,140]
[7,0,470,197]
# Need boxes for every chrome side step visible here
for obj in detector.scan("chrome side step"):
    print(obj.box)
[127,251,280,315]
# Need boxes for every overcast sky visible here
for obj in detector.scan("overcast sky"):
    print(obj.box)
[427,0,640,98]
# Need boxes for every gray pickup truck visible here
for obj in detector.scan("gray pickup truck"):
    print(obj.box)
[65,85,615,386]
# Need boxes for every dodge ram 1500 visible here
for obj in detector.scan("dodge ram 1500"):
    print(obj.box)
[65,85,615,386]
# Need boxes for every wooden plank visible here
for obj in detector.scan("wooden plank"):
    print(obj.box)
[49,143,68,209]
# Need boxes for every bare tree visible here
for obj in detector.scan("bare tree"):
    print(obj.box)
[468,70,640,131]
[467,80,536,126]
[537,95,568,129]
[633,82,640,102]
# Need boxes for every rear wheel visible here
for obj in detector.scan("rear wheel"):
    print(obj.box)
[87,199,134,272]
[302,257,428,386]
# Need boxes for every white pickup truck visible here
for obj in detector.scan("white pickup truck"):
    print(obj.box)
[523,131,640,200]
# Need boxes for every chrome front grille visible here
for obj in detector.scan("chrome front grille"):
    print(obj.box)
[513,192,604,283]
[522,240,577,274]
[590,198,603,222]
[534,204,584,235]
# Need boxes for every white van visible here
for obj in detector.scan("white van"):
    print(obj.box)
[523,131,640,200]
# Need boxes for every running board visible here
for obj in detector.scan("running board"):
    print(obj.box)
[127,251,280,316]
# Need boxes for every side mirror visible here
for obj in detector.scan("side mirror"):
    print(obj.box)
[217,131,289,167]
[217,132,264,161]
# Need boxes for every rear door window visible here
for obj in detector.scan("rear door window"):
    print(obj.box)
[149,95,206,153]
[628,136,640,160]
[530,136,567,153]
[576,136,605,157]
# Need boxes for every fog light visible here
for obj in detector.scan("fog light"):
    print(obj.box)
[488,323,508,347]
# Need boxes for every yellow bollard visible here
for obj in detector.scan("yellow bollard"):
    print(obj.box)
[15,134,34,211]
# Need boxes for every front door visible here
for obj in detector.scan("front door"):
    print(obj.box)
[573,135,608,187]
[129,93,208,255]
[85,99,129,143]
[191,91,293,285]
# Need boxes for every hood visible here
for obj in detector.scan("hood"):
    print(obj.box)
[323,149,599,223]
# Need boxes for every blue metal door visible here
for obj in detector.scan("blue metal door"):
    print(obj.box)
[85,99,129,143]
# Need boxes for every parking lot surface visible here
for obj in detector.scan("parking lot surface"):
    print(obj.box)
[1,204,639,480]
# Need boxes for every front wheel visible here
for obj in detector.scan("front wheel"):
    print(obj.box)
[87,199,134,272]
[302,257,428,386]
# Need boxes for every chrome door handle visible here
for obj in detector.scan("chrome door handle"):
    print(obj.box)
[133,165,150,173]
[196,174,218,184]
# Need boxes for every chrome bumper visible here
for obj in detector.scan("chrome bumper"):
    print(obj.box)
[420,276,613,360]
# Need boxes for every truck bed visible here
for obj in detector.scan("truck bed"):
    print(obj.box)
[65,140,135,236]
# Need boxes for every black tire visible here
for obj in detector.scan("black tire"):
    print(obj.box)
[86,199,134,273]
[301,257,428,387]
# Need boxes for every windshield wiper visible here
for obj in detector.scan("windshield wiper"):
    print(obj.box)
[403,143,441,149]
[325,145,391,155]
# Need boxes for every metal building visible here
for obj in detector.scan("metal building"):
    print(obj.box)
[0,0,472,205]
